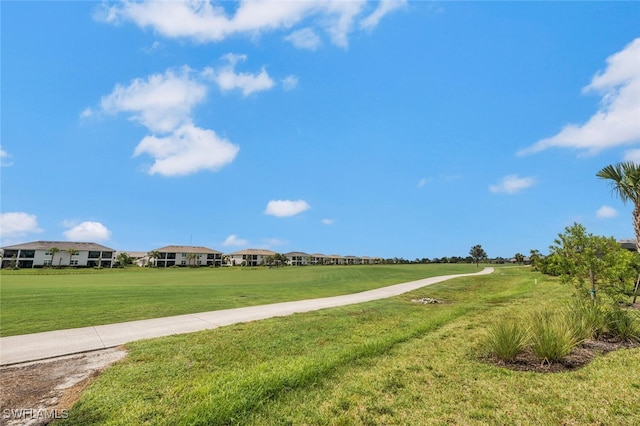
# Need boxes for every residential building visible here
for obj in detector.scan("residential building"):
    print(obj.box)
[326,254,345,265]
[309,253,327,265]
[0,241,115,268]
[286,251,310,266]
[343,255,362,265]
[619,239,637,252]
[225,249,276,266]
[152,245,223,267]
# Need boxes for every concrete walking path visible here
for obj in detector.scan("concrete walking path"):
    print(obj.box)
[0,267,493,366]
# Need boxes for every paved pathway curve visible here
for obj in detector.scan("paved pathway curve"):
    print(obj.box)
[0,267,493,365]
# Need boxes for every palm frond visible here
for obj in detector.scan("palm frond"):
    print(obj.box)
[597,162,640,204]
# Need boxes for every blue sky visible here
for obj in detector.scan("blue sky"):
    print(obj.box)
[2,1,640,260]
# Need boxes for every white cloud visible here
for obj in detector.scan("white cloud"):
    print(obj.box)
[0,212,42,239]
[321,1,366,48]
[360,0,407,31]
[134,124,240,176]
[97,0,398,48]
[63,221,112,242]
[281,75,299,91]
[285,28,322,50]
[519,38,640,156]
[221,234,248,247]
[417,178,428,188]
[489,175,536,195]
[100,68,207,134]
[596,205,618,219]
[143,40,161,54]
[0,147,13,167]
[80,107,93,119]
[260,238,288,248]
[95,65,255,176]
[321,218,335,225]
[207,54,275,96]
[264,199,311,217]
[623,149,640,163]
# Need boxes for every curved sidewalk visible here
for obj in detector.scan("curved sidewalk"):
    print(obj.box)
[0,267,493,366]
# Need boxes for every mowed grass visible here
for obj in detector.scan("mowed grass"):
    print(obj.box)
[58,267,640,425]
[0,264,478,336]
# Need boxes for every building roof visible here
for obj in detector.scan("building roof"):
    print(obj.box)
[1,241,115,252]
[619,239,636,251]
[153,245,222,254]
[226,249,277,256]
[285,251,309,257]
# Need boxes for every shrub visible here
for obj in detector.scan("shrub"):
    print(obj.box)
[486,319,529,361]
[529,309,581,364]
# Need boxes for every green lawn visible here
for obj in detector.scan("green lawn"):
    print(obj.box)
[0,264,479,336]
[57,267,640,425]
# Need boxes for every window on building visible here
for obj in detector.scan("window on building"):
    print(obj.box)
[21,250,35,258]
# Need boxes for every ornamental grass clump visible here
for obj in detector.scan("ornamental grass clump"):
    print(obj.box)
[529,309,582,364]
[567,300,608,340]
[486,319,529,362]
[605,306,640,342]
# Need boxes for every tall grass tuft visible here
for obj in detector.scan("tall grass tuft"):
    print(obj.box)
[529,309,581,364]
[486,319,529,361]
[605,307,640,342]
[567,300,607,340]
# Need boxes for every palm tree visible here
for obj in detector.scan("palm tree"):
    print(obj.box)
[48,247,60,268]
[186,253,198,267]
[147,250,161,267]
[514,253,525,265]
[66,248,79,267]
[529,249,541,271]
[597,161,640,303]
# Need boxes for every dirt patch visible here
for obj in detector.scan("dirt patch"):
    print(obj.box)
[486,338,640,373]
[0,347,127,426]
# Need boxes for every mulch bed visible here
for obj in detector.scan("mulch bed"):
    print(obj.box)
[487,338,640,373]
